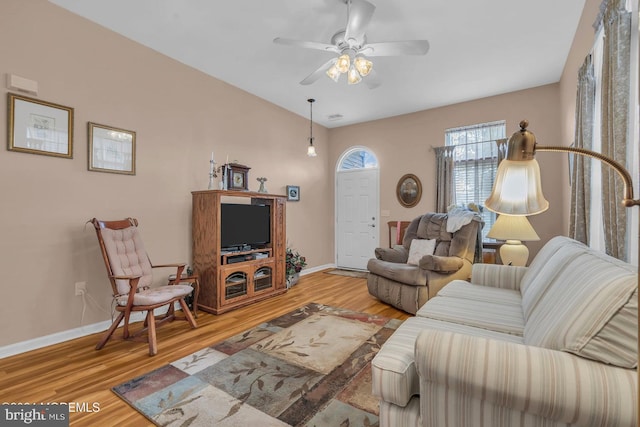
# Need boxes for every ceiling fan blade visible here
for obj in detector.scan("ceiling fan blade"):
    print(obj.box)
[344,0,376,45]
[362,40,430,57]
[363,69,381,89]
[300,58,338,85]
[273,37,339,53]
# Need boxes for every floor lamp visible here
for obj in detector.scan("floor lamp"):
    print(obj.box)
[484,120,640,414]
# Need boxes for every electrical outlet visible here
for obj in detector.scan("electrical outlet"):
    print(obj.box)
[75,281,86,296]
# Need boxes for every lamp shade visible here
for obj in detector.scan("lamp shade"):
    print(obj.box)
[487,214,540,241]
[485,159,549,215]
[307,144,317,157]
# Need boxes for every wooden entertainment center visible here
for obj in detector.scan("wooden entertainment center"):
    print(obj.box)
[191,190,287,314]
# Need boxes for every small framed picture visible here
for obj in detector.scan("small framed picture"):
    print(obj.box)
[8,93,74,158]
[286,185,300,201]
[88,122,136,175]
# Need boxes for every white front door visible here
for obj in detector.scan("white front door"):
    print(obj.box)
[336,168,379,270]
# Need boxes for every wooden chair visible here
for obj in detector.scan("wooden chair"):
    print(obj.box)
[387,220,411,247]
[90,218,197,356]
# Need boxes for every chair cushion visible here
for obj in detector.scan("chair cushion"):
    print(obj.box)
[372,316,523,407]
[116,284,193,306]
[407,239,436,265]
[367,258,425,287]
[418,255,463,273]
[101,226,153,295]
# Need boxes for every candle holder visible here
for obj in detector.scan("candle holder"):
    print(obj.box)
[208,159,219,190]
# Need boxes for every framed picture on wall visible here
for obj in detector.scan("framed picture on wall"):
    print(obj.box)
[88,122,136,175]
[8,93,74,158]
[286,185,300,201]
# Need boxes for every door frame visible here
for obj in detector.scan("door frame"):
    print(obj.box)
[334,146,380,269]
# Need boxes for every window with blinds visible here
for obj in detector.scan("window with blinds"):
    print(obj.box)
[445,121,506,240]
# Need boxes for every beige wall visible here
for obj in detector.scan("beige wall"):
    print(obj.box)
[0,0,603,349]
[329,84,564,258]
[0,0,333,347]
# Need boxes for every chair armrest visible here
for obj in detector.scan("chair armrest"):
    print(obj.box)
[152,263,187,269]
[152,263,186,282]
[374,246,408,263]
[415,330,637,426]
[110,275,142,306]
[471,264,527,290]
[111,274,142,280]
[418,255,463,273]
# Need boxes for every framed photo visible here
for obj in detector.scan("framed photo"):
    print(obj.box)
[8,93,74,158]
[88,122,136,175]
[224,163,250,191]
[286,185,300,201]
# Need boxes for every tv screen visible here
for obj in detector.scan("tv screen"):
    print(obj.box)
[220,204,271,249]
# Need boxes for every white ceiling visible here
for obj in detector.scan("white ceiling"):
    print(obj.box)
[49,0,586,128]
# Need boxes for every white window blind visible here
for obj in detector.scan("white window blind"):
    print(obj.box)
[445,121,506,240]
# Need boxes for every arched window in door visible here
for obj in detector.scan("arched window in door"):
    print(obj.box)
[337,146,379,171]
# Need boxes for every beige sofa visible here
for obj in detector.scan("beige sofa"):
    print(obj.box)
[367,212,483,314]
[371,236,638,426]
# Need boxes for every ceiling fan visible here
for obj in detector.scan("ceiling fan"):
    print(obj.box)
[273,0,429,88]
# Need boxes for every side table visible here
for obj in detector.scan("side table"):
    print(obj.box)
[168,274,200,318]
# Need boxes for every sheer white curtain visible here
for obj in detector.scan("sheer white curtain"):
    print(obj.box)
[444,121,506,240]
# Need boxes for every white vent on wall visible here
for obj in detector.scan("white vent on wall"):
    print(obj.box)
[327,114,343,121]
[6,74,38,96]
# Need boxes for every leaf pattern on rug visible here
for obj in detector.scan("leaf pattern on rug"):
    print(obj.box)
[219,356,318,421]
[113,303,392,427]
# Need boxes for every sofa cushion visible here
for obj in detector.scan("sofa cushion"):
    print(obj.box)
[407,238,436,265]
[578,288,638,368]
[416,296,525,336]
[524,247,637,368]
[371,316,523,407]
[437,280,523,306]
[519,236,586,320]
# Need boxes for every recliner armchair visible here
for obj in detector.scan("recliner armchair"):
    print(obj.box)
[367,212,483,314]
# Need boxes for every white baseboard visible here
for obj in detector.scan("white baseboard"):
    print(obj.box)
[0,266,337,360]
[0,305,173,360]
[301,263,334,275]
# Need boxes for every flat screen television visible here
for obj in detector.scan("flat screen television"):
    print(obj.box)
[220,203,271,249]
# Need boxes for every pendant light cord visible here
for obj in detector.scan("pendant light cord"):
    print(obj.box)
[308,98,315,144]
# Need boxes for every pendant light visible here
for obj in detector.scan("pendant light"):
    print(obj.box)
[307,98,317,157]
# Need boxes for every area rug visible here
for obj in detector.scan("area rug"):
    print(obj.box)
[325,269,369,279]
[112,303,401,426]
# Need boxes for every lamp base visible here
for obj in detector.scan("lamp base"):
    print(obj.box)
[499,240,530,266]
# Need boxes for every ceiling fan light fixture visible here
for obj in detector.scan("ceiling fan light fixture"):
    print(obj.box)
[354,57,372,76]
[326,64,341,82]
[347,65,362,85]
[336,54,351,73]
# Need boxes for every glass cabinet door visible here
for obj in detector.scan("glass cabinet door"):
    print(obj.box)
[254,266,272,292]
[224,271,247,300]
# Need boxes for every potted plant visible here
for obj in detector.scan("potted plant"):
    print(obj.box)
[286,247,307,287]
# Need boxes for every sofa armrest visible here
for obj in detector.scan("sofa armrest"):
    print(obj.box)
[374,246,409,263]
[470,263,528,290]
[418,255,463,273]
[415,330,637,426]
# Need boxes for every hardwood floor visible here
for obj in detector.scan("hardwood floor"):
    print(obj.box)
[0,270,409,426]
